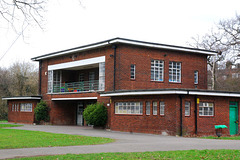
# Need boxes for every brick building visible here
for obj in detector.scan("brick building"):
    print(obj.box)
[3,38,240,136]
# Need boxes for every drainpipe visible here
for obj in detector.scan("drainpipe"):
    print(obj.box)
[112,45,117,91]
[179,95,183,136]
[39,60,42,95]
[194,96,198,135]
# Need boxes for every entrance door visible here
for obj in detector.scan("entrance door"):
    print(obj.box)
[229,102,238,135]
[77,102,84,126]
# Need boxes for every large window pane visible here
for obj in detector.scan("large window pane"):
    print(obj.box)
[151,60,164,81]
[115,102,143,115]
[169,61,181,83]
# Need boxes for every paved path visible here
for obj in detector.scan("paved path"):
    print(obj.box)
[1,124,240,159]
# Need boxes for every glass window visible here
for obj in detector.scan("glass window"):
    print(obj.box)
[185,101,190,116]
[20,103,33,112]
[115,102,143,115]
[130,64,135,79]
[169,61,181,83]
[151,60,164,81]
[160,102,165,115]
[194,71,198,84]
[199,102,214,116]
[99,62,105,91]
[153,102,157,115]
[146,102,150,115]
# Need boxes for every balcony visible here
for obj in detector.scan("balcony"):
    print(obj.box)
[53,80,99,93]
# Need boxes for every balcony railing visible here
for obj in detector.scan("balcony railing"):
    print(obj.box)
[53,80,99,93]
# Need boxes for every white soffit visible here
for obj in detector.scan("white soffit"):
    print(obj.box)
[100,90,188,97]
[52,97,98,101]
[189,91,240,97]
[48,56,105,70]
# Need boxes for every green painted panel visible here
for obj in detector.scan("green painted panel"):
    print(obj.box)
[229,102,238,135]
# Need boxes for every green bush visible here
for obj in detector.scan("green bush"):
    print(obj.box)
[34,100,50,123]
[83,103,108,127]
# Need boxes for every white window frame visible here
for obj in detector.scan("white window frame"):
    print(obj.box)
[169,61,181,83]
[194,70,198,84]
[151,60,164,81]
[199,102,214,116]
[130,64,135,79]
[153,101,157,115]
[20,103,33,112]
[115,102,143,115]
[160,101,165,115]
[146,101,150,115]
[185,101,190,116]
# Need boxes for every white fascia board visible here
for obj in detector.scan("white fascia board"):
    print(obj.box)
[33,42,109,60]
[189,91,240,97]
[100,90,188,97]
[48,56,105,70]
[2,97,41,100]
[109,39,217,56]
[51,97,98,101]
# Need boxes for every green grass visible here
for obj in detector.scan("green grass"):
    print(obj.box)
[0,124,23,128]
[9,149,240,160]
[0,129,114,149]
[0,120,8,123]
[202,136,240,140]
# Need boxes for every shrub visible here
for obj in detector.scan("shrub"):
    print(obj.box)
[34,100,50,123]
[83,103,108,127]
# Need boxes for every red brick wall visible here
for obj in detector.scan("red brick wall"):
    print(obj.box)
[115,44,207,91]
[110,95,179,135]
[8,100,39,124]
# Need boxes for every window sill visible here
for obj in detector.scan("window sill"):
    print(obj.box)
[151,80,164,83]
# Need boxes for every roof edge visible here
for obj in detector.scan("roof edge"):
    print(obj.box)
[2,96,42,100]
[32,37,217,61]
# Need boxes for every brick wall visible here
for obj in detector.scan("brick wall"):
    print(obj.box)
[115,44,207,91]
[110,95,179,135]
[8,99,39,124]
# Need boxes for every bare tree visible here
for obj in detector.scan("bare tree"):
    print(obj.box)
[0,0,46,32]
[189,14,240,90]
[9,61,38,96]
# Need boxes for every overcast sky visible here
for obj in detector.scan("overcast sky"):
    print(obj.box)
[0,0,240,68]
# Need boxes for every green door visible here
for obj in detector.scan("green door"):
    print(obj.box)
[229,102,238,135]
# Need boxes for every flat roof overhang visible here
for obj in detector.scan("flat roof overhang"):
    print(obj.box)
[2,96,42,100]
[32,38,217,61]
[100,89,240,98]
[51,97,98,101]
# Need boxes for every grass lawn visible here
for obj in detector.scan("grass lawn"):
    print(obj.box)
[0,125,113,149]
[202,136,240,140]
[9,149,240,160]
[0,124,23,128]
[0,120,8,123]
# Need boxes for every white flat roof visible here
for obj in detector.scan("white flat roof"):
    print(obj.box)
[2,96,41,100]
[51,97,98,101]
[32,38,217,61]
[100,89,240,98]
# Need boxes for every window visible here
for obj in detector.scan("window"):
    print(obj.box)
[185,101,190,116]
[169,61,181,83]
[146,102,150,115]
[130,64,135,79]
[160,102,165,115]
[151,60,164,81]
[79,73,84,82]
[20,103,33,112]
[199,102,214,116]
[153,102,157,115]
[12,104,14,112]
[99,62,105,91]
[48,70,62,93]
[115,102,143,114]
[194,71,198,84]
